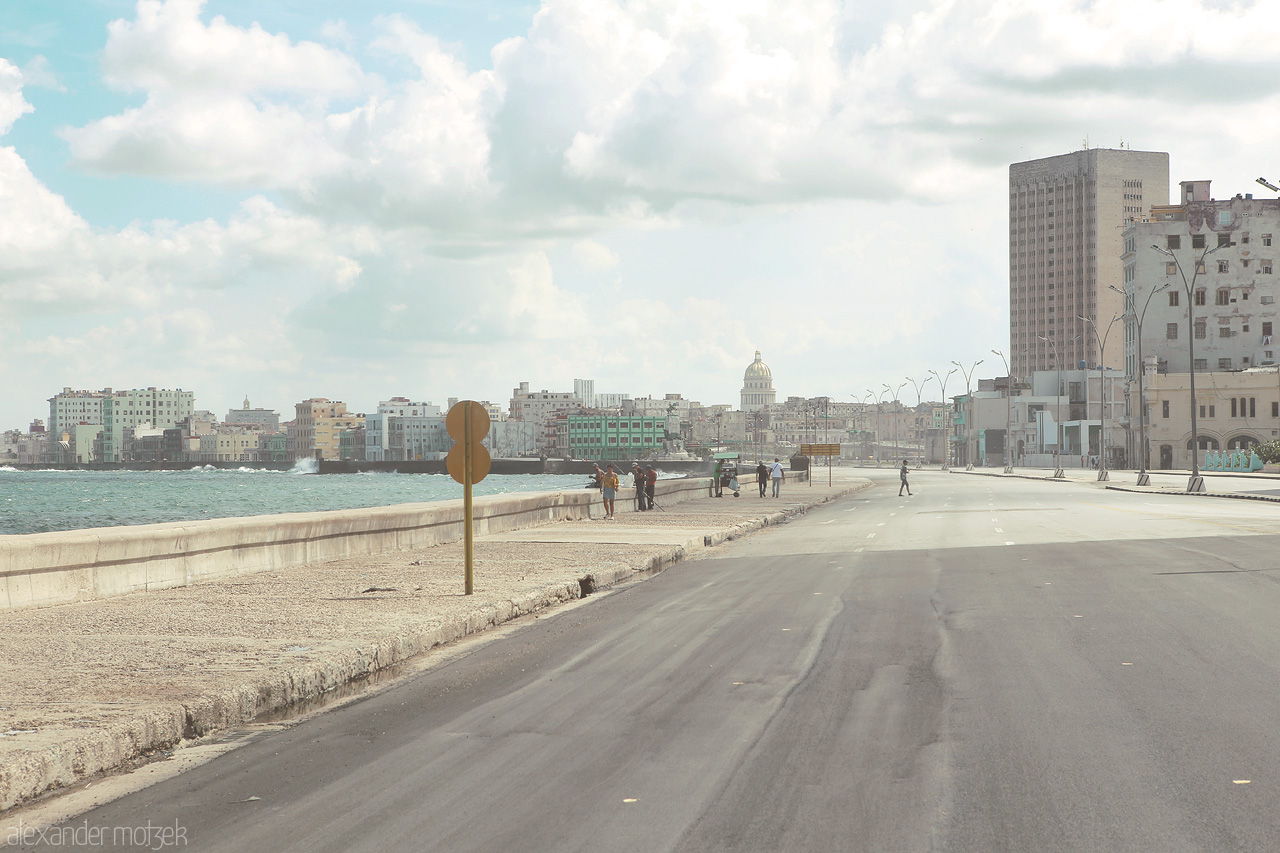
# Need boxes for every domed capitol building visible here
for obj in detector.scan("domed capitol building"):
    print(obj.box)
[740,350,776,412]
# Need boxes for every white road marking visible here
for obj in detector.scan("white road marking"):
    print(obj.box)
[867,533,876,539]
[1005,541,1015,545]
[995,527,1004,533]
[854,547,864,552]
[877,522,885,527]
[821,520,837,524]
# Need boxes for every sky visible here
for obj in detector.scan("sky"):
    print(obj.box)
[4,0,1280,428]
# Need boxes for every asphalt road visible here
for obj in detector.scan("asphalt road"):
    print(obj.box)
[14,471,1280,852]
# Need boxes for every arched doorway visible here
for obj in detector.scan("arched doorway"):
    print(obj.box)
[1160,445,1173,469]
[1187,436,1220,451]
[1228,435,1260,451]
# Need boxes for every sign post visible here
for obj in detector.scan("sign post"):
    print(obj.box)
[800,443,840,487]
[446,401,492,595]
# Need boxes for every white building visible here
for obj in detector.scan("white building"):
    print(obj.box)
[48,386,196,463]
[1122,181,1280,379]
[365,398,446,461]
[509,382,583,453]
[740,351,777,412]
[225,396,280,431]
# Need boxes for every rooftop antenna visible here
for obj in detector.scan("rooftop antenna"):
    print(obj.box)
[1257,177,1280,194]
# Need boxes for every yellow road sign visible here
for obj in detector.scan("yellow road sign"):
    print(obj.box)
[446,441,492,484]
[446,401,491,443]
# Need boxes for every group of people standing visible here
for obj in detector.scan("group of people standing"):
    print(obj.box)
[590,463,657,519]
[753,459,786,497]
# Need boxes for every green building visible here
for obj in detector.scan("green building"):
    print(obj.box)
[558,413,665,461]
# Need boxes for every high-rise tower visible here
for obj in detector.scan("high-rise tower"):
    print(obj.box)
[1009,148,1169,378]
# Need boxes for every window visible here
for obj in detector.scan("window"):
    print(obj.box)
[1232,398,1238,418]
[1166,323,1179,339]
[1274,402,1279,418]
[1218,231,1232,245]
[1219,357,1232,368]
[1194,358,1208,370]
[1196,262,1206,274]
[1194,289,1207,306]
[1265,234,1274,247]
[1163,400,1171,418]
[1216,289,1230,305]
[1167,235,1181,250]
[1166,262,1177,275]
[1192,234,1206,249]
[1219,327,1232,338]
[1265,264,1273,274]
[1264,322,1273,337]
[1195,320,1206,339]
[1218,261,1229,273]
[1169,291,1179,306]
[1251,398,1257,418]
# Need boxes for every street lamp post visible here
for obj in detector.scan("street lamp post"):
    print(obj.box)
[928,368,957,469]
[868,388,888,466]
[1152,240,1233,493]
[906,376,929,461]
[1037,335,1079,476]
[990,349,1019,472]
[1110,282,1170,485]
[1077,314,1122,481]
[952,359,984,468]
[884,382,907,463]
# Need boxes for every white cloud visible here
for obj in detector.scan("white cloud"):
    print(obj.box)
[0,59,33,135]
[19,55,64,91]
[571,239,618,272]
[101,0,368,95]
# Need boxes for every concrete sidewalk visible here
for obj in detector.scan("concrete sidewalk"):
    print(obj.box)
[0,473,868,812]
[951,465,1280,503]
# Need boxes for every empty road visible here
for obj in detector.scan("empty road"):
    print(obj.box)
[13,470,1280,852]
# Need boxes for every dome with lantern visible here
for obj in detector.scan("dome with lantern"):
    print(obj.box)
[741,350,776,412]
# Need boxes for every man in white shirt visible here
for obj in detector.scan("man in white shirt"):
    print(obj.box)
[770,458,785,497]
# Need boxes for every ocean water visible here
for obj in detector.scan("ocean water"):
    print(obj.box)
[0,464,601,536]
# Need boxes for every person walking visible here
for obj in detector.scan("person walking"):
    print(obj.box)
[770,457,785,497]
[632,464,647,511]
[899,459,912,496]
[602,464,620,519]
[755,460,769,497]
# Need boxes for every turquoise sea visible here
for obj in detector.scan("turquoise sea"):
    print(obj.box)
[0,465,597,536]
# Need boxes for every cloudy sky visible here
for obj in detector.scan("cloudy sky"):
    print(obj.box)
[3,0,1280,428]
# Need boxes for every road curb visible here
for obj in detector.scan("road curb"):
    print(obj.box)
[949,467,1280,503]
[0,481,869,813]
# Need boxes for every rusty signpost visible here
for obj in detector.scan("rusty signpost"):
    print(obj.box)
[799,443,839,487]
[445,401,491,595]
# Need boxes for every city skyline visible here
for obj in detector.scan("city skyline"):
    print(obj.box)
[3,1,1280,429]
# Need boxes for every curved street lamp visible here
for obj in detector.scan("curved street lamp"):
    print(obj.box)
[1110,282,1170,483]
[906,376,930,461]
[1037,334,1080,474]
[990,349,1020,471]
[1077,314,1122,480]
[868,387,889,465]
[884,382,907,462]
[928,368,957,469]
[1152,239,1233,492]
[952,359,984,467]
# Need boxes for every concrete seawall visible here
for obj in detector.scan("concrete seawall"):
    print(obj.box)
[0,478,716,612]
